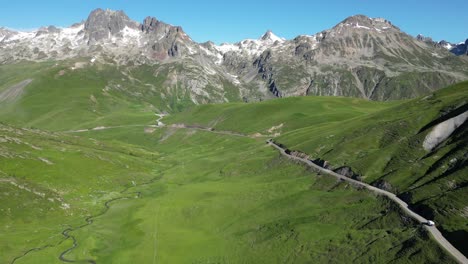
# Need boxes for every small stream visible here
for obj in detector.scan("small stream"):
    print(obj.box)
[10,176,161,264]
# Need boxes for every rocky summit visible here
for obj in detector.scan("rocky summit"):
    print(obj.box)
[0,9,467,103]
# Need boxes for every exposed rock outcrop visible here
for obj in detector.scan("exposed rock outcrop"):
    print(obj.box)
[333,166,361,181]
[84,8,138,43]
[372,179,394,192]
[423,111,468,151]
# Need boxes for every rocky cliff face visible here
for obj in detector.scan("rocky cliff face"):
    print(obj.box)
[0,10,467,103]
[84,9,139,43]
[0,8,200,63]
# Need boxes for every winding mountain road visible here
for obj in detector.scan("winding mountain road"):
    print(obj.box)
[64,114,270,139]
[65,113,167,133]
[267,139,467,264]
[55,114,466,263]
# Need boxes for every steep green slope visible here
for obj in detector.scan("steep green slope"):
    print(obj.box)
[275,82,468,255]
[0,61,156,131]
[0,60,242,132]
[166,96,399,135]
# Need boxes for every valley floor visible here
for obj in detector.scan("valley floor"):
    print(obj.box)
[1,76,466,263]
[0,123,458,263]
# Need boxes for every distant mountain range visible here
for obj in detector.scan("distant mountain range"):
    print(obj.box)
[416,34,468,56]
[1,8,467,102]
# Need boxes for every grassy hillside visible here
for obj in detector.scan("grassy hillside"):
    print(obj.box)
[0,61,159,131]
[0,60,240,131]
[1,62,465,263]
[276,81,468,255]
[166,96,399,135]
[0,123,161,263]
[0,123,455,263]
[164,81,468,256]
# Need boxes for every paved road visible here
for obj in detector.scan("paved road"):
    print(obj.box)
[267,139,468,264]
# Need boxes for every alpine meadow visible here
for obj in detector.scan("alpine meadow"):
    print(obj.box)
[0,4,467,264]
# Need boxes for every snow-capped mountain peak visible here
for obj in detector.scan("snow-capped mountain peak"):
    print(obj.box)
[0,10,466,105]
[0,9,466,69]
[212,30,286,60]
[260,30,285,43]
[0,8,200,63]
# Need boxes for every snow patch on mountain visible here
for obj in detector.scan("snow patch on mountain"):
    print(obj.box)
[215,43,240,54]
[355,23,371,30]
[122,26,141,40]
[214,31,286,58]
[260,30,285,44]
[227,73,241,85]
[443,43,453,50]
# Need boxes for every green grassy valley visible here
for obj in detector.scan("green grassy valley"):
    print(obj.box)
[0,61,466,263]
[167,81,468,258]
[0,123,457,263]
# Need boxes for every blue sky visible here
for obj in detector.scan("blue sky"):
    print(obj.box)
[1,0,467,44]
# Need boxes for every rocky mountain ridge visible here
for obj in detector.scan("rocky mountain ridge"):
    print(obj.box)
[0,9,199,63]
[416,34,468,56]
[1,9,467,103]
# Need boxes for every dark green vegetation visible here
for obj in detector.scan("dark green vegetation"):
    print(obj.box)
[0,62,465,263]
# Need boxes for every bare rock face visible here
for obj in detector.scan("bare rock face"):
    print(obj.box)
[141,16,182,37]
[333,166,361,181]
[423,111,468,151]
[417,34,434,43]
[146,22,188,58]
[84,8,138,44]
[141,17,159,33]
[372,179,394,192]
